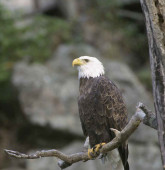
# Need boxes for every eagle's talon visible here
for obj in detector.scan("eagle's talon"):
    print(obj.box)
[88,148,95,159]
[94,143,106,152]
[88,143,106,159]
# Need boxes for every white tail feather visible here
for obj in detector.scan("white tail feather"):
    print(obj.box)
[101,149,124,170]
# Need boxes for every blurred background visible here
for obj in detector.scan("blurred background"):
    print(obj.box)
[0,0,161,170]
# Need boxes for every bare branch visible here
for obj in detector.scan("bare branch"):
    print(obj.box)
[138,102,157,129]
[110,128,120,136]
[4,104,146,169]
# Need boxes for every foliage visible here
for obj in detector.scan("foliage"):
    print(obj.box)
[119,21,148,68]
[87,0,148,68]
[0,4,71,101]
[87,0,118,25]
[137,67,152,92]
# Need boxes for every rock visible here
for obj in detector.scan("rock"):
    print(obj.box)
[12,62,81,135]
[129,142,162,170]
[12,44,100,136]
[12,44,161,170]
[1,0,57,14]
[2,168,25,170]
[1,0,34,13]
[12,44,156,142]
[1,0,81,19]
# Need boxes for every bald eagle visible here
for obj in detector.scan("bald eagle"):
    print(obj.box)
[72,56,129,170]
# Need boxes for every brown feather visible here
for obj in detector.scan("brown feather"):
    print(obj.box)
[78,76,129,170]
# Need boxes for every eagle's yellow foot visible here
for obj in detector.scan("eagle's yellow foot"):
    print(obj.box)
[88,143,106,159]
[94,143,106,153]
[88,148,95,159]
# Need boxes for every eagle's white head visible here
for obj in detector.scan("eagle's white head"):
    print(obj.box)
[72,56,105,79]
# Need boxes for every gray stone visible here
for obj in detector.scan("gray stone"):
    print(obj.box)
[12,44,157,141]
[12,61,81,135]
[1,0,81,19]
[2,168,25,170]
[12,44,100,136]
[12,44,161,170]
[0,0,57,14]
[129,142,162,170]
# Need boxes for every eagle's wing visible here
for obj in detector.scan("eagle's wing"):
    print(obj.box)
[97,76,129,169]
[78,76,129,169]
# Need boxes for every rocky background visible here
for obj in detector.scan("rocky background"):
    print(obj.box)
[0,0,161,170]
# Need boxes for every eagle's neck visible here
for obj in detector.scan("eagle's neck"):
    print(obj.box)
[80,77,90,88]
[79,76,102,95]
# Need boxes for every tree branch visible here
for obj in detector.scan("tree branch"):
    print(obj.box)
[138,102,157,129]
[4,103,153,169]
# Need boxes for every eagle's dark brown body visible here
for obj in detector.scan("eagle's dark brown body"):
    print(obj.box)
[78,76,129,170]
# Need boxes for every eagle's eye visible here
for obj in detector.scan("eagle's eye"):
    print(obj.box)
[84,59,89,62]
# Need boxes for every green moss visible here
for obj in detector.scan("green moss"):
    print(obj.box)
[0,3,72,101]
[137,67,152,92]
[87,0,148,69]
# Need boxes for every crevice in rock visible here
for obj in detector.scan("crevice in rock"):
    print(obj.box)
[43,5,66,18]
[16,122,84,151]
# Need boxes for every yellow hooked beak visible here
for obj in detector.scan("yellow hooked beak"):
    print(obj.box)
[72,58,84,67]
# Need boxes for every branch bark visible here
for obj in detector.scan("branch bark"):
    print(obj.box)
[139,102,157,129]
[4,103,155,169]
[139,0,165,169]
